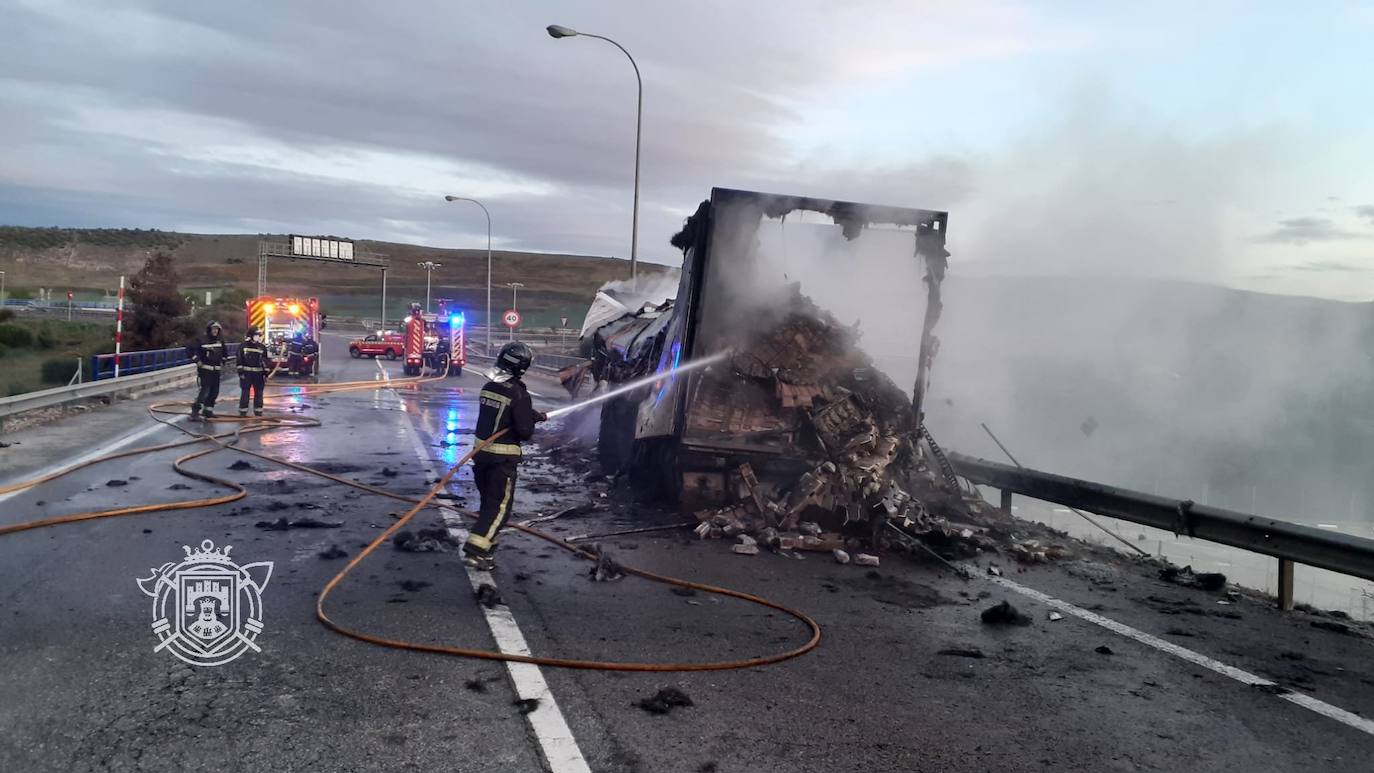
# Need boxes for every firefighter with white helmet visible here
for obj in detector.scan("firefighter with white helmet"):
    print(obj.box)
[463,341,547,570]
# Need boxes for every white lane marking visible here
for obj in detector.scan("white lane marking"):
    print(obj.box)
[0,417,181,503]
[990,575,1374,737]
[382,362,592,773]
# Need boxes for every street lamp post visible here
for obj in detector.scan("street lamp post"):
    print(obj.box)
[506,282,525,342]
[1,271,6,307]
[417,261,441,312]
[443,195,493,355]
[547,23,641,281]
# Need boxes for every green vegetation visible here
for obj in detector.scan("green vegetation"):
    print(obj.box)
[0,226,183,250]
[0,317,113,395]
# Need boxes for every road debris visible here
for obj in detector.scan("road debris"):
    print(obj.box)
[255,516,342,530]
[833,549,851,564]
[513,698,540,714]
[1048,611,1065,622]
[937,648,985,659]
[399,580,431,592]
[588,544,626,581]
[105,479,127,487]
[1159,564,1227,592]
[464,675,501,693]
[317,545,348,560]
[167,483,193,490]
[393,528,463,552]
[1095,645,1115,655]
[227,460,255,471]
[1310,620,1352,635]
[981,600,1032,626]
[732,543,760,556]
[475,584,503,609]
[854,553,880,567]
[634,686,694,715]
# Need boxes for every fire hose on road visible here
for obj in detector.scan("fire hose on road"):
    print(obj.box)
[0,366,821,672]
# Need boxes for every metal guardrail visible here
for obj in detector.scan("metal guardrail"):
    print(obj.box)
[2,299,120,309]
[0,364,200,423]
[948,451,1374,608]
[89,344,239,381]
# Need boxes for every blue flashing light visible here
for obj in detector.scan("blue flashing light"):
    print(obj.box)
[449,313,464,326]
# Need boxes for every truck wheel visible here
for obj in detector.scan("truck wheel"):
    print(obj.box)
[451,365,463,377]
[349,347,361,358]
[385,349,397,360]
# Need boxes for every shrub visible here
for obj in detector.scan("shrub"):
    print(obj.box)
[41,357,81,384]
[0,323,35,348]
[0,342,9,358]
[0,308,13,322]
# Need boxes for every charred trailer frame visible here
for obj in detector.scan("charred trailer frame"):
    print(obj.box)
[605,187,950,508]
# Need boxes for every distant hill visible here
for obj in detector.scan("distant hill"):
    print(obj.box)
[0,227,677,326]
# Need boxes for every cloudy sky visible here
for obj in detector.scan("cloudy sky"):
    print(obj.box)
[3,0,1374,299]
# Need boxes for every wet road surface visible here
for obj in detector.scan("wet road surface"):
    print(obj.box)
[1,330,1371,772]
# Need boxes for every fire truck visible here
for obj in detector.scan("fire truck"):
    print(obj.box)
[401,302,466,377]
[245,296,321,378]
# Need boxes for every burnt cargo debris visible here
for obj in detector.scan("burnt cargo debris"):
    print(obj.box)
[684,292,987,550]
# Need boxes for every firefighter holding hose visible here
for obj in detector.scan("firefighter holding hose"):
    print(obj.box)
[463,342,547,570]
[237,326,268,417]
[188,320,225,421]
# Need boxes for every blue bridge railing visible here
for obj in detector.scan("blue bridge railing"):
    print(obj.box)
[90,343,239,381]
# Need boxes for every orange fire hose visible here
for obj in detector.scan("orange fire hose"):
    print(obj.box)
[0,371,822,672]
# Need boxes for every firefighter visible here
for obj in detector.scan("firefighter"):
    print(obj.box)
[237,325,269,417]
[463,342,547,570]
[188,320,225,421]
[287,332,305,375]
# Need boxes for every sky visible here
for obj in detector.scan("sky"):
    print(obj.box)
[3,0,1374,300]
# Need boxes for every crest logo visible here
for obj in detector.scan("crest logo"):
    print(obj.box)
[137,539,273,667]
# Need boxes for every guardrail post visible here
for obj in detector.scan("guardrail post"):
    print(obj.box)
[1277,558,1295,611]
[999,488,1013,515]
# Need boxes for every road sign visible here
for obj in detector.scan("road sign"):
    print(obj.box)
[560,317,569,328]
[502,309,521,328]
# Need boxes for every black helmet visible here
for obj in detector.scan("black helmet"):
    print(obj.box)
[206,320,222,335]
[246,325,260,337]
[496,342,533,376]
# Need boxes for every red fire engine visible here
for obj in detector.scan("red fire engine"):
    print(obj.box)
[401,302,465,377]
[246,296,321,378]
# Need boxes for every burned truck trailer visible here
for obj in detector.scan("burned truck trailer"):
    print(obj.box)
[590,188,952,512]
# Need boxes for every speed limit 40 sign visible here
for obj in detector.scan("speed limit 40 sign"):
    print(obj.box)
[502,309,521,328]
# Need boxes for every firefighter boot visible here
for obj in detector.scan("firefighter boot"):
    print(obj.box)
[462,545,496,571]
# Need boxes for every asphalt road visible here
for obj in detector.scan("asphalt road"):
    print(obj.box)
[1,331,1372,772]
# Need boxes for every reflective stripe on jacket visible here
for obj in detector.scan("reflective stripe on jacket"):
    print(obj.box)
[475,379,536,459]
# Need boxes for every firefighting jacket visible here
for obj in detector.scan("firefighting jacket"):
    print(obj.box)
[475,378,537,459]
[188,336,226,372]
[237,339,269,374]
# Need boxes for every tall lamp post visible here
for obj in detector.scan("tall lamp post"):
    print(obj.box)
[1,270,6,307]
[506,282,525,342]
[417,261,441,312]
[547,23,641,281]
[443,195,493,355]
